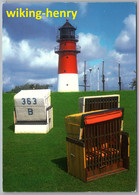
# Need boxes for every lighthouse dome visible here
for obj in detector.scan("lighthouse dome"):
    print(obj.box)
[59,19,76,40]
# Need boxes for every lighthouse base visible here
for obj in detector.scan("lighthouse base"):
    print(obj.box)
[58,73,79,92]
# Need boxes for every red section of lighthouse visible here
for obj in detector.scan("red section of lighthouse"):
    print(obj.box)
[55,19,80,92]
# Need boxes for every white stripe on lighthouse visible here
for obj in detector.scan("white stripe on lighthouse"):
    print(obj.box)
[58,73,79,92]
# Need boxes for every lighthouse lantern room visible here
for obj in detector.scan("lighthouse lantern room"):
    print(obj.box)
[55,19,80,92]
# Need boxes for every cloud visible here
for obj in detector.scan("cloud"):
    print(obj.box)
[95,48,136,91]
[40,15,54,24]
[2,29,58,91]
[18,40,35,63]
[3,4,56,42]
[27,77,57,85]
[3,29,58,68]
[114,14,136,53]
[30,49,58,68]
[78,32,107,61]
[108,49,136,67]
[2,29,16,60]
[78,3,88,16]
[3,75,11,85]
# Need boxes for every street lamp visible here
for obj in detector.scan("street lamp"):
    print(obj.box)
[97,65,100,91]
[89,68,92,91]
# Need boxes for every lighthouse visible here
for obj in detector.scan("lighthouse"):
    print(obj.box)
[55,19,80,92]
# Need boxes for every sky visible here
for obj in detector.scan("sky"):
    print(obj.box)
[2,2,136,92]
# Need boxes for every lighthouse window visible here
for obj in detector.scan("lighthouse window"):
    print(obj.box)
[66,84,69,86]
[71,30,75,36]
[66,56,69,59]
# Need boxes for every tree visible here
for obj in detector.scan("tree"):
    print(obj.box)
[130,71,136,90]
[9,83,53,93]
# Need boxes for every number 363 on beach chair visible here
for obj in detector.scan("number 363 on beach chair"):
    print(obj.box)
[13,89,53,134]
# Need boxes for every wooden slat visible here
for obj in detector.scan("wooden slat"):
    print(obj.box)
[13,110,16,124]
[94,124,97,169]
[115,119,118,162]
[108,121,110,165]
[97,124,100,168]
[100,124,102,168]
[66,139,86,181]
[118,119,121,160]
[82,95,120,112]
[66,142,70,173]
[104,122,107,166]
[91,124,95,172]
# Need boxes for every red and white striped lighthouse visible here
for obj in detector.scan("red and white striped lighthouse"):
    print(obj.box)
[55,19,80,92]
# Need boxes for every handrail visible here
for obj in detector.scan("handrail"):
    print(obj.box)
[56,35,79,41]
[54,45,81,53]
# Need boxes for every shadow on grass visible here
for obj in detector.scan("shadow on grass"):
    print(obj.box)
[8,123,14,132]
[51,157,67,172]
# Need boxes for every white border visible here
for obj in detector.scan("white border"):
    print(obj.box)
[0,0,138,194]
[0,1,3,194]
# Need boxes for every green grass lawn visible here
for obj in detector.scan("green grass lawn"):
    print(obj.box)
[3,90,136,192]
